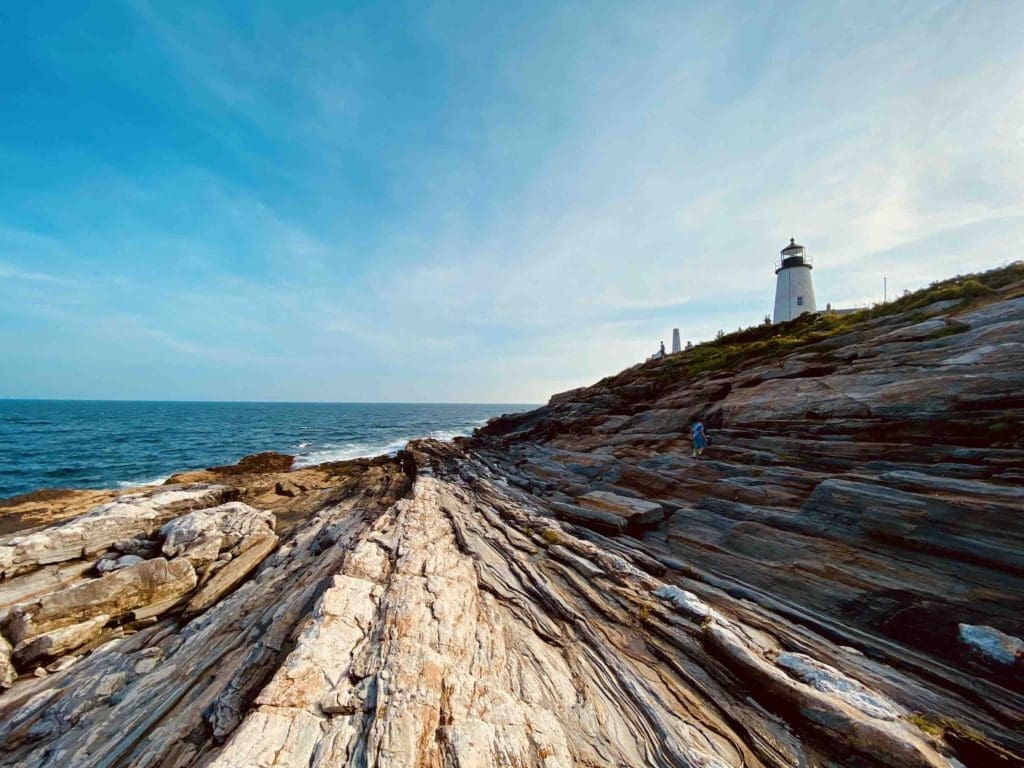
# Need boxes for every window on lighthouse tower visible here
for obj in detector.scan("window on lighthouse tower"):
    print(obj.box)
[797,296,804,306]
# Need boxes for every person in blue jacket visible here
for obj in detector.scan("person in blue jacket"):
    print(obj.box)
[691,418,708,458]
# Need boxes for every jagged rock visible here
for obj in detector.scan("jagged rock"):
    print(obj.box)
[959,624,1024,667]
[184,533,278,615]
[208,451,295,475]
[12,614,109,666]
[0,486,231,578]
[96,555,145,573]
[575,489,664,525]
[112,538,159,557]
[274,480,298,497]
[3,557,196,646]
[160,502,275,570]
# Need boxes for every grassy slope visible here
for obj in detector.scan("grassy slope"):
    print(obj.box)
[597,261,1024,391]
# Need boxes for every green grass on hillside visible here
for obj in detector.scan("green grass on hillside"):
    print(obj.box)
[597,261,1024,390]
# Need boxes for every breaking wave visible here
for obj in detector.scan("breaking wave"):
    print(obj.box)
[292,425,484,468]
[116,475,172,489]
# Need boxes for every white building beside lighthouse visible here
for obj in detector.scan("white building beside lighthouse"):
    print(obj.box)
[772,237,816,323]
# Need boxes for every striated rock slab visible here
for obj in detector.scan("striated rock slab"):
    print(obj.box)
[802,477,1024,573]
[3,557,196,645]
[210,475,762,768]
[576,489,665,525]
[11,614,109,667]
[160,501,276,571]
[0,485,232,578]
[548,500,625,533]
[184,533,278,616]
[0,560,95,625]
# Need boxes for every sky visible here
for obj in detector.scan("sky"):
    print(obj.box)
[1,1,1023,403]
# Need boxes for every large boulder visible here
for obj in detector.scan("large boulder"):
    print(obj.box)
[3,557,197,646]
[11,614,109,667]
[160,502,275,570]
[549,501,626,534]
[0,486,232,578]
[575,490,664,526]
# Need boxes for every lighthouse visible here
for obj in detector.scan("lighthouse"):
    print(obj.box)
[772,237,816,323]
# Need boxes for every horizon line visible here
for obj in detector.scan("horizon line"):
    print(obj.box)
[0,397,542,406]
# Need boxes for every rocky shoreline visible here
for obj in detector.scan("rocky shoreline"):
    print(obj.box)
[1,266,1023,767]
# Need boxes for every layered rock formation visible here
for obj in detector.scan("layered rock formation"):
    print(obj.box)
[1,266,1022,766]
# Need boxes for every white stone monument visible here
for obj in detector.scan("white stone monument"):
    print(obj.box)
[671,328,681,353]
[772,237,817,323]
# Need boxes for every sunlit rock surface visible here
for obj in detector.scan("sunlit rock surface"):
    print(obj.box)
[0,268,1022,766]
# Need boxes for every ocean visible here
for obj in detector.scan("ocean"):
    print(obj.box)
[0,400,535,500]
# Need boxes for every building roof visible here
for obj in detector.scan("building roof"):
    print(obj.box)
[781,237,804,253]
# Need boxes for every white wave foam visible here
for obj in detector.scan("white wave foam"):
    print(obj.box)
[116,475,171,489]
[293,437,410,467]
[292,425,477,468]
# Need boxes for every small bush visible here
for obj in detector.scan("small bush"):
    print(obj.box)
[960,278,990,297]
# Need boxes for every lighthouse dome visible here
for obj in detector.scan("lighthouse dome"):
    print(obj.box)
[781,237,804,254]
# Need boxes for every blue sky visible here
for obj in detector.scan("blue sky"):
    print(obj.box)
[1,1,1022,402]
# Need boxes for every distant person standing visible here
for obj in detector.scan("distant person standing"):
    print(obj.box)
[659,341,666,358]
[691,418,708,458]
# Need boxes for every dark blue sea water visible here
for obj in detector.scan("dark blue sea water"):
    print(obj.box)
[0,401,535,499]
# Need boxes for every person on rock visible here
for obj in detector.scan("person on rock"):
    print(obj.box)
[691,418,708,458]
[659,341,666,358]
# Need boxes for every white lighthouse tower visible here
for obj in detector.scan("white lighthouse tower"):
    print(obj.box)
[772,237,816,323]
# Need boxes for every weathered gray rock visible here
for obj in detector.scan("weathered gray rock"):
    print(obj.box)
[0,486,231,578]
[3,557,197,645]
[96,554,145,573]
[160,502,275,571]
[576,489,664,526]
[11,614,109,666]
[184,533,278,616]
[959,624,1024,667]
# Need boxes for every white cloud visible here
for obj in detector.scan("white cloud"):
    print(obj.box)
[7,1,1024,402]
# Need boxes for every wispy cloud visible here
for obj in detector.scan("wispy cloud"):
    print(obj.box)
[3,1,1023,401]
[0,260,69,285]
